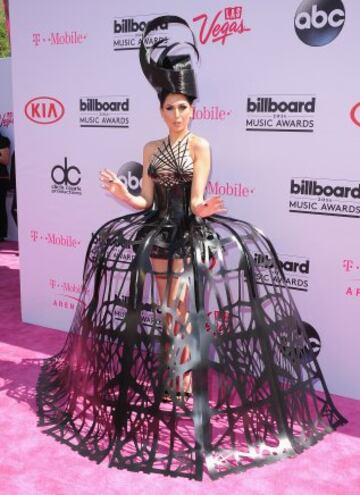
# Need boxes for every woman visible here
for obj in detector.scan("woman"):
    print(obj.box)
[37,16,346,481]
[100,96,223,399]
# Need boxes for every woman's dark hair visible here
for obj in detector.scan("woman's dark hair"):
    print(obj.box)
[158,90,196,108]
[140,16,199,102]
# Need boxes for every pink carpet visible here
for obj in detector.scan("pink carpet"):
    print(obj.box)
[0,240,359,495]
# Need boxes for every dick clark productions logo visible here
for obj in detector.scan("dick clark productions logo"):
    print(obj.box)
[51,157,82,195]
[294,0,345,46]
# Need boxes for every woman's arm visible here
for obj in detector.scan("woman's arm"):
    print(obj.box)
[190,137,225,217]
[100,142,155,210]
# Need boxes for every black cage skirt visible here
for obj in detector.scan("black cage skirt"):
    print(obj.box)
[36,209,346,480]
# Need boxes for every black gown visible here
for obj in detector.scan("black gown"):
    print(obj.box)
[36,133,346,480]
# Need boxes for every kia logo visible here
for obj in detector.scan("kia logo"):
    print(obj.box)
[350,102,360,127]
[25,96,65,124]
[51,157,81,186]
[294,0,345,47]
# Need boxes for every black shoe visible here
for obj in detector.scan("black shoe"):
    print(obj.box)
[162,390,173,403]
[176,391,192,402]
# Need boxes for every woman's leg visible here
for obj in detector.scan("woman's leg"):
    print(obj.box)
[150,256,192,396]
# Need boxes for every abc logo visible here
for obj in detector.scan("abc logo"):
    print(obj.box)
[294,0,345,47]
[303,321,321,357]
[51,157,81,186]
[117,161,143,196]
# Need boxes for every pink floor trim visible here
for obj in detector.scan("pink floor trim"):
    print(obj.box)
[0,241,359,495]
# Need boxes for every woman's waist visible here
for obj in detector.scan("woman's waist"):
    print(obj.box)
[153,182,191,217]
[152,208,192,224]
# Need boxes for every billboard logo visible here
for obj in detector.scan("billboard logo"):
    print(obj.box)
[289,177,360,218]
[79,96,130,128]
[246,94,316,132]
[114,18,168,34]
[113,14,168,51]
[294,0,345,46]
[254,253,311,292]
[25,96,65,124]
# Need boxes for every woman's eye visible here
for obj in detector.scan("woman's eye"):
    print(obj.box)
[165,106,173,111]
[179,105,187,110]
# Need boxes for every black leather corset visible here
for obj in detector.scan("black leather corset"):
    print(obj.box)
[153,182,192,220]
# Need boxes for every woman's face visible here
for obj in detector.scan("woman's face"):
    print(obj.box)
[160,93,193,134]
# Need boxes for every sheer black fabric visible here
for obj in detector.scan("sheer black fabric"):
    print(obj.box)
[36,134,346,480]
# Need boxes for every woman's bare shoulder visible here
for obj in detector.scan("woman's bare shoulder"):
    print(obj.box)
[143,138,165,153]
[189,133,210,153]
[143,139,165,166]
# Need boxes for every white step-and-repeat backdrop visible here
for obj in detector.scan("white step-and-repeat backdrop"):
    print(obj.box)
[9,0,360,399]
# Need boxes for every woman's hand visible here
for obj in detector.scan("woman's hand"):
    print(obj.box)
[99,168,130,202]
[192,195,226,218]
